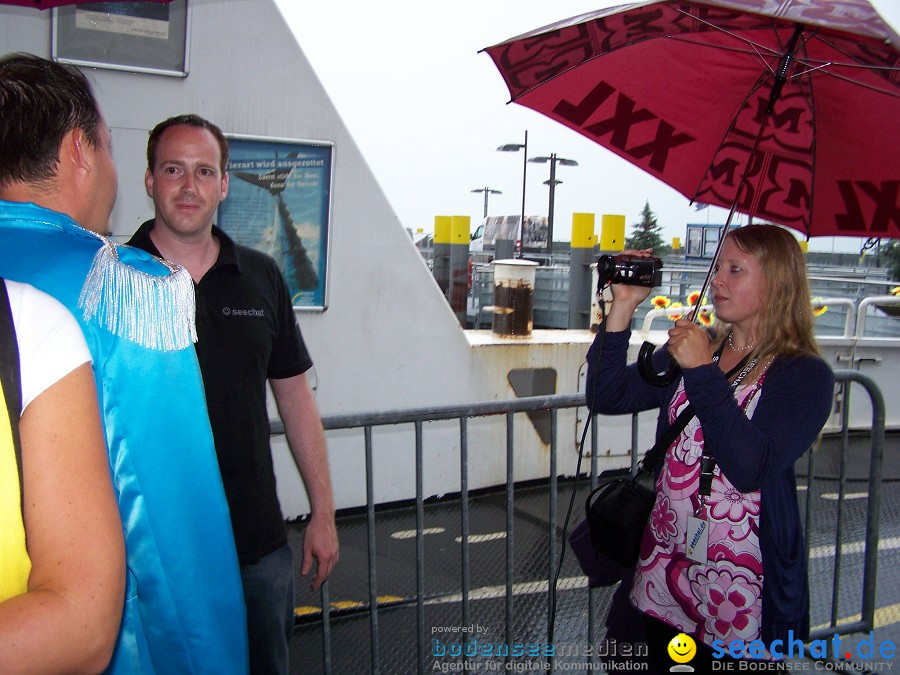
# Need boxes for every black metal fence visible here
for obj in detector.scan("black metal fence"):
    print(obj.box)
[284,370,886,673]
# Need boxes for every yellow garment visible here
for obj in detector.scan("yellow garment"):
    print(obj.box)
[0,376,29,602]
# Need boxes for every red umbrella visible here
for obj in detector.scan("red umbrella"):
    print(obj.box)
[483,0,900,240]
[485,0,900,382]
[2,0,171,8]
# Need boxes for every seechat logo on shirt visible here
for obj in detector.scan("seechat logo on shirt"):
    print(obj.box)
[221,306,265,317]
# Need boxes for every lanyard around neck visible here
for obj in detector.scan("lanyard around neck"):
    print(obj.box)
[698,337,757,498]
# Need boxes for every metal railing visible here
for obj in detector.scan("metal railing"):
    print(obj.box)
[639,296,900,340]
[469,261,900,335]
[286,370,885,672]
[805,371,886,642]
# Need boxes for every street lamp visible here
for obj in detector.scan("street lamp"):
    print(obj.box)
[528,153,578,255]
[497,131,528,255]
[470,186,502,218]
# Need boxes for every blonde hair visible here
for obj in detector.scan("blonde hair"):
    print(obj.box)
[714,224,819,363]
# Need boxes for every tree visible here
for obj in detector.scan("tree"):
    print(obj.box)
[883,239,900,281]
[625,201,670,255]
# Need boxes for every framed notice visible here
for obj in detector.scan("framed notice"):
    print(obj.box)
[52,0,190,77]
[217,135,334,311]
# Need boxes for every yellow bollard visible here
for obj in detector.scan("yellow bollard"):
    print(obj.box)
[571,213,596,249]
[448,216,471,324]
[432,215,453,297]
[601,214,625,251]
[434,215,452,245]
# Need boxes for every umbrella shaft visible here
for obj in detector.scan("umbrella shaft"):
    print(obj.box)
[766,24,805,115]
[691,24,808,321]
[691,207,738,326]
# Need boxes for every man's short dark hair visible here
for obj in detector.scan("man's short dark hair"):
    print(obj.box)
[0,52,103,188]
[147,114,229,174]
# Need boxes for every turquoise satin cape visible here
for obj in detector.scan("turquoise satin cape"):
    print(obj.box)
[0,201,248,673]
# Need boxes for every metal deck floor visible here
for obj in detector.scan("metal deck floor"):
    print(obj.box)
[286,434,900,673]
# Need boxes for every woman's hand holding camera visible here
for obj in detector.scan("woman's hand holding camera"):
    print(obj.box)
[604,249,655,331]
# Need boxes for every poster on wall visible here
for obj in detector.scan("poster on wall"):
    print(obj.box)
[218,135,333,310]
[52,0,189,77]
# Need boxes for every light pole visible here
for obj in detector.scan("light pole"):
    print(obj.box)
[528,153,578,255]
[470,186,502,218]
[497,131,528,251]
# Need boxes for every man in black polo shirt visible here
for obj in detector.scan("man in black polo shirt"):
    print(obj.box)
[128,114,338,674]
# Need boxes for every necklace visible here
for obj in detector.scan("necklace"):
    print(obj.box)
[728,332,755,352]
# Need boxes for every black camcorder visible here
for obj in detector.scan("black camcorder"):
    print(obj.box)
[596,254,663,289]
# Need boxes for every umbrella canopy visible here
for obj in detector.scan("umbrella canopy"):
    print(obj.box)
[1,0,171,8]
[484,0,900,240]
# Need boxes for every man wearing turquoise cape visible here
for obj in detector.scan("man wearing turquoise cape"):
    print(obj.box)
[0,54,248,673]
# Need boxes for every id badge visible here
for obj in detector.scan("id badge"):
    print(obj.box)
[685,515,709,564]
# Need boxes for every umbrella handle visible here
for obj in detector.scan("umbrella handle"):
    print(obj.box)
[637,341,680,386]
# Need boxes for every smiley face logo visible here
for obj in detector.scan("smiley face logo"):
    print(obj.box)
[667,633,697,664]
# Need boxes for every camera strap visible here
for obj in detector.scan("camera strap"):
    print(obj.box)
[637,339,753,483]
[639,403,694,476]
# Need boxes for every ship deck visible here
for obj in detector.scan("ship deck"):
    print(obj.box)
[287,432,900,673]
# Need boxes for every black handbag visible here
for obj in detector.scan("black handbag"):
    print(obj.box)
[584,404,694,568]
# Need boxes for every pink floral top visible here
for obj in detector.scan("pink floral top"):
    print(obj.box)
[630,373,767,650]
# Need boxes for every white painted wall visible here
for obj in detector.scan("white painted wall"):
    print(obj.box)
[1,0,602,516]
[3,2,896,518]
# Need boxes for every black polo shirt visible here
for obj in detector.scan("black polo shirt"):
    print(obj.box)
[128,220,313,564]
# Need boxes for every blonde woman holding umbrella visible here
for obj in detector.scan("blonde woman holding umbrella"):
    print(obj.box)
[586,224,834,670]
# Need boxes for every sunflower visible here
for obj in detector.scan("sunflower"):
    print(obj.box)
[697,309,716,327]
[667,302,685,321]
[651,295,671,309]
[891,286,900,297]
[811,298,828,317]
[687,291,702,307]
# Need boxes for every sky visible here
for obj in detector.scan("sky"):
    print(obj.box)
[274,0,900,254]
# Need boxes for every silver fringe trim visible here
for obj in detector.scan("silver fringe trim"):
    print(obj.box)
[78,240,197,351]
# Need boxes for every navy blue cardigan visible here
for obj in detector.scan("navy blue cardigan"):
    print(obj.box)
[586,328,835,644]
